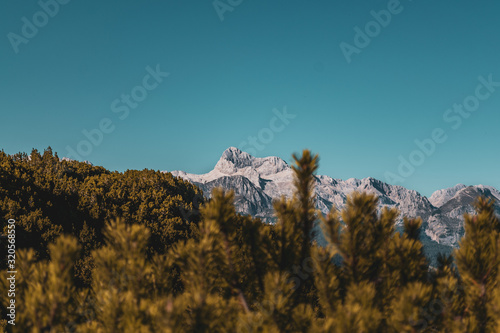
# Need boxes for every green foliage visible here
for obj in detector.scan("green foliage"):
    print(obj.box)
[453,197,500,332]
[0,237,80,332]
[0,148,202,286]
[1,148,500,332]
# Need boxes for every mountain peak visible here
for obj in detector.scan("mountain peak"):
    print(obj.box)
[221,147,253,162]
[170,149,500,249]
[216,147,255,172]
[215,147,289,176]
[429,184,468,207]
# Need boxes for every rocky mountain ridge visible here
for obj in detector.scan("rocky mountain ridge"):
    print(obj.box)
[167,147,500,249]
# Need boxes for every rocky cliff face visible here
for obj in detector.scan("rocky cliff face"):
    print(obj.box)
[425,185,500,246]
[167,147,499,249]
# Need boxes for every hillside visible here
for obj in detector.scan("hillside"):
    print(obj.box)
[0,147,202,285]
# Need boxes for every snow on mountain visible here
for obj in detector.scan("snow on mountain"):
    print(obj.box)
[170,148,295,220]
[169,147,433,224]
[425,185,500,246]
[430,184,500,209]
[429,184,467,208]
[167,147,499,249]
[60,157,94,165]
[475,185,500,202]
[215,147,289,176]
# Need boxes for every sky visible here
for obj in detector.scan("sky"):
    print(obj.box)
[1,0,499,197]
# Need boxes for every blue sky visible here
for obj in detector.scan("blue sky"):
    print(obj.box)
[1,0,499,197]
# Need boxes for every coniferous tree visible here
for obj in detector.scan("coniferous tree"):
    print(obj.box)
[78,219,165,332]
[0,236,80,332]
[454,197,500,332]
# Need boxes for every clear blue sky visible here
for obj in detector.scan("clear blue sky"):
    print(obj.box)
[1,0,499,197]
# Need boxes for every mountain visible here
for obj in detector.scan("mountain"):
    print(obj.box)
[169,147,435,223]
[425,185,500,246]
[428,184,468,207]
[167,147,500,250]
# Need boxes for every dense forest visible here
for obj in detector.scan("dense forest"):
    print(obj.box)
[0,148,203,286]
[1,148,500,332]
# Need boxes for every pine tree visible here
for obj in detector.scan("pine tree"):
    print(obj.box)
[432,253,465,332]
[0,236,80,332]
[312,191,434,331]
[78,219,160,332]
[454,197,500,332]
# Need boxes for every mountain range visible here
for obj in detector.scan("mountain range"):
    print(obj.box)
[167,147,500,254]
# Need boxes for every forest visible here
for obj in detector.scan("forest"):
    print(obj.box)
[1,148,499,332]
